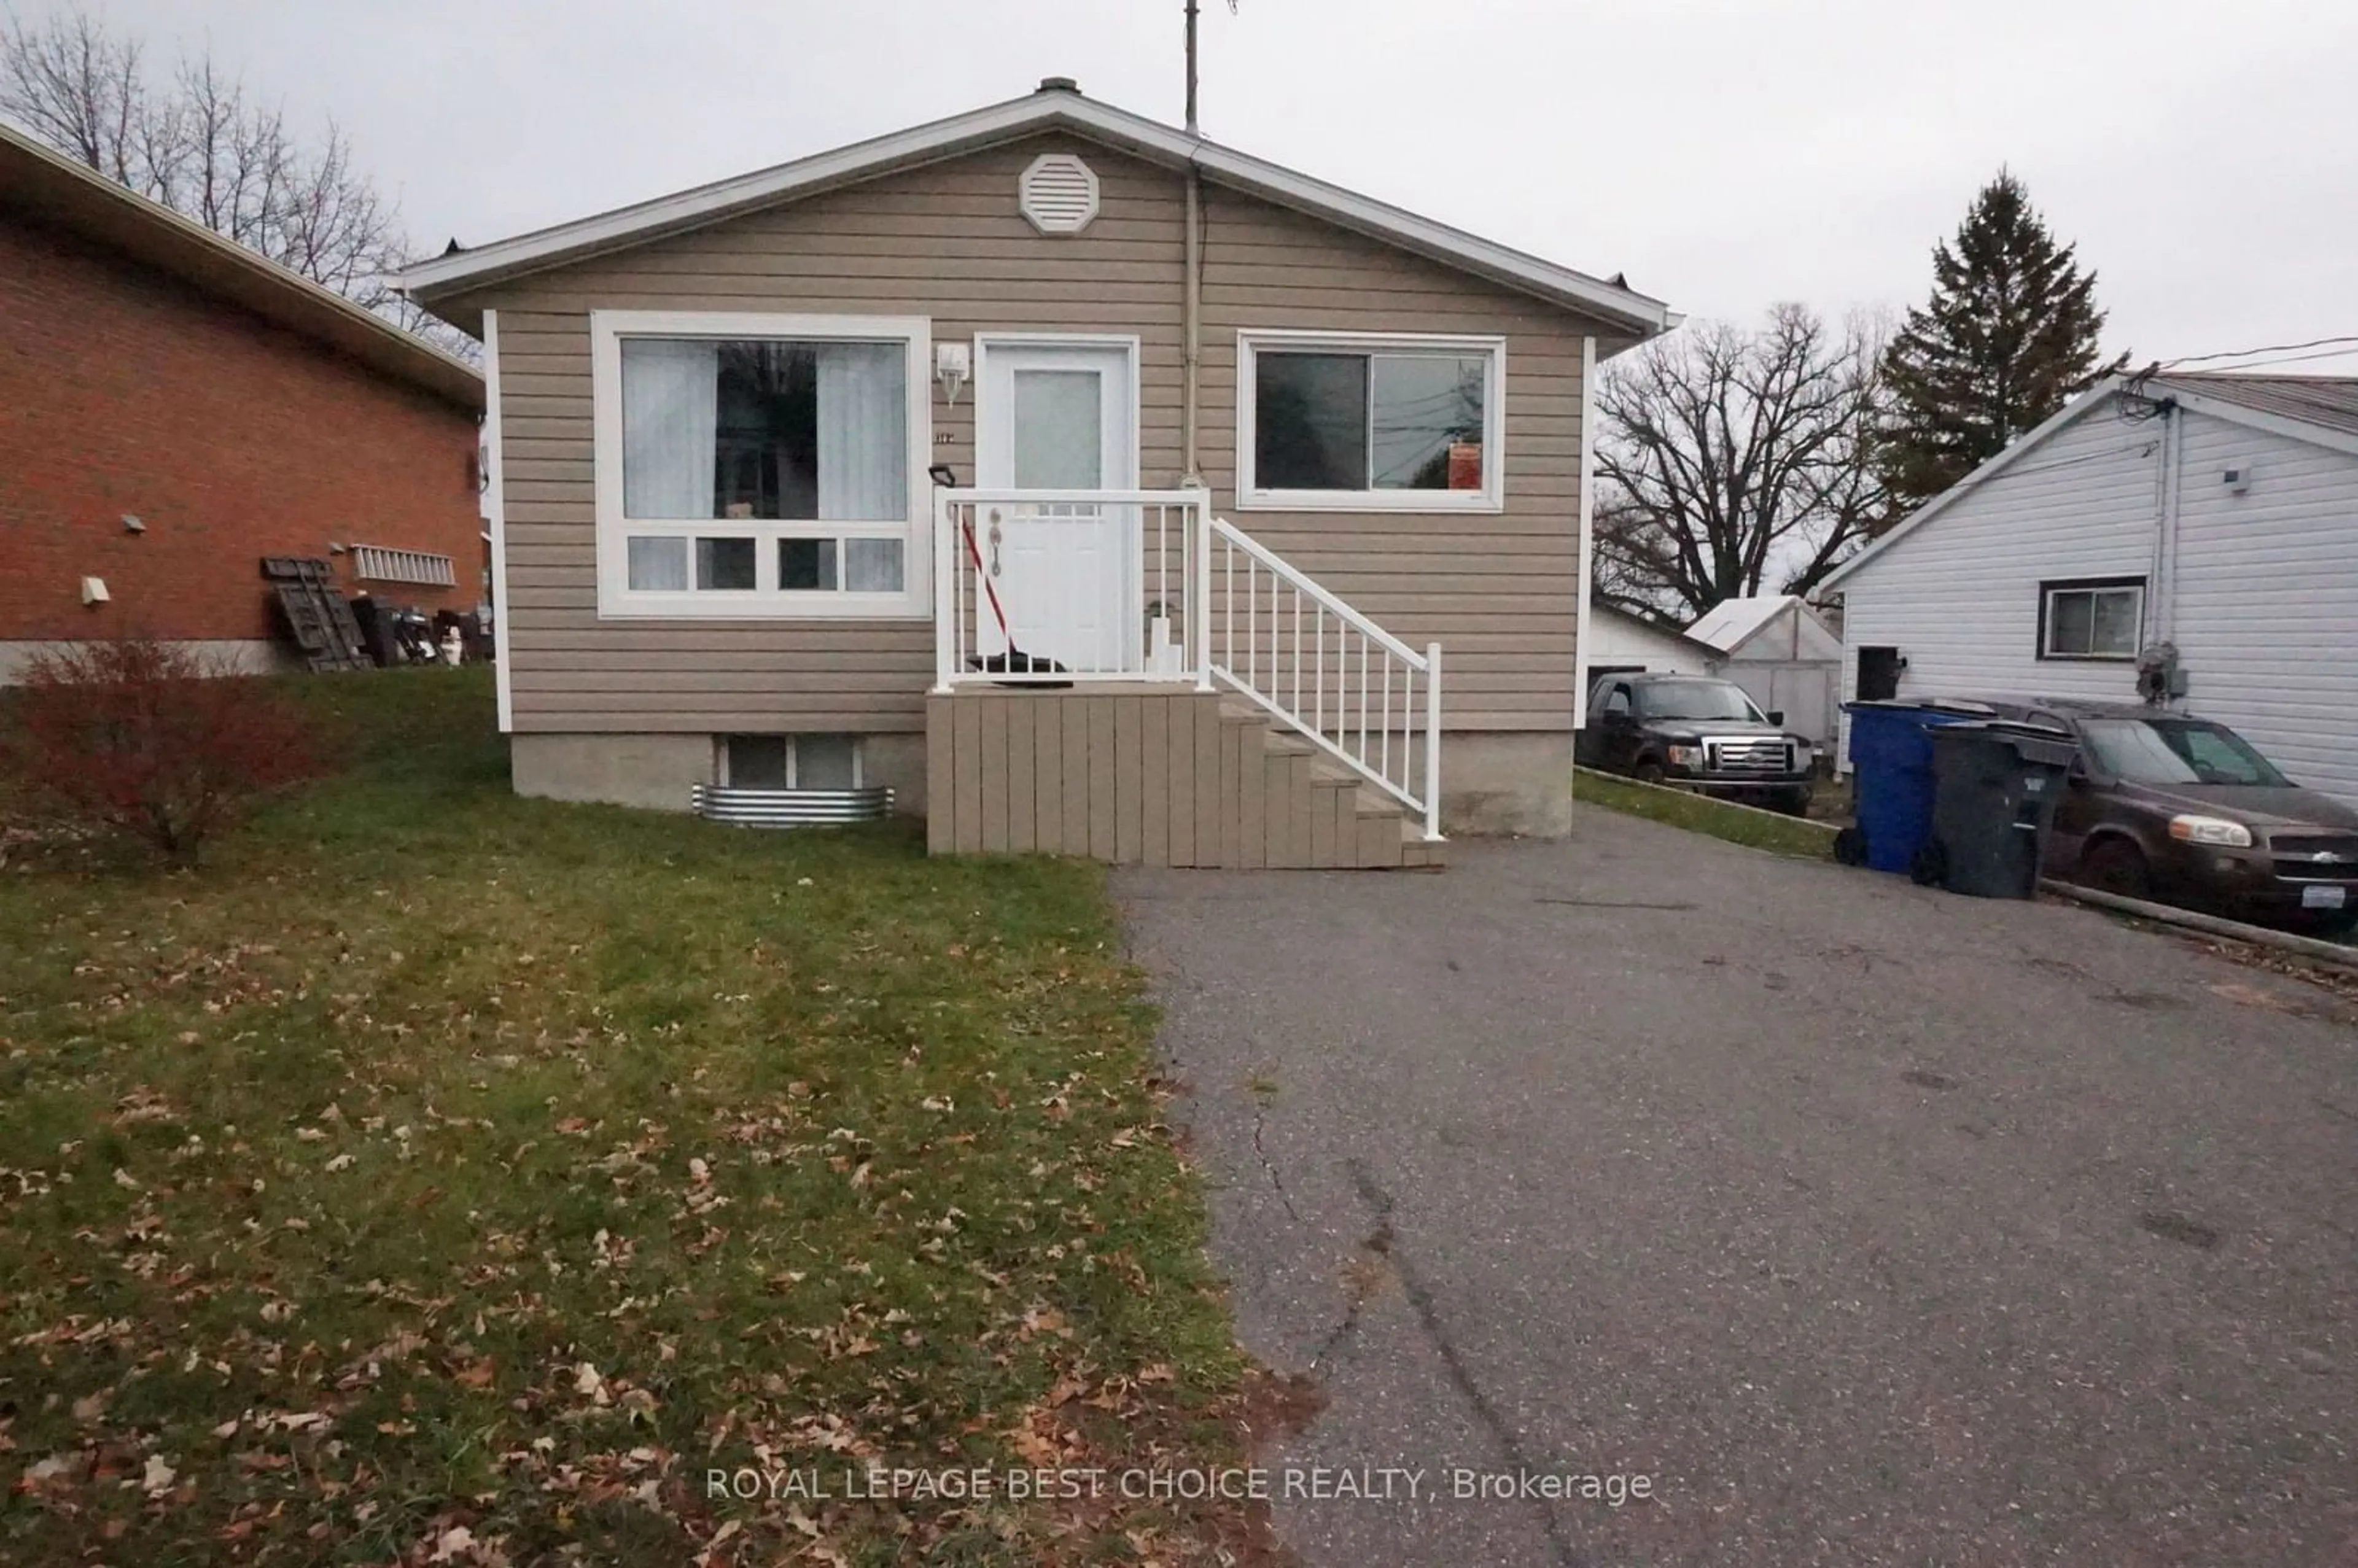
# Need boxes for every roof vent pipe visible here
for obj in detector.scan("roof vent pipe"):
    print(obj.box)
[1037,76,1079,93]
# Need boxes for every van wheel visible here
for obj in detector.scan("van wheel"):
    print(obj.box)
[1633,759,1667,786]
[2082,839,2153,901]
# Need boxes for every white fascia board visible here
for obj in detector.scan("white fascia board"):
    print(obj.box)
[396,93,1675,338]
[1186,141,1672,335]
[397,96,1059,295]
[2154,385,2358,460]
[1818,378,2126,592]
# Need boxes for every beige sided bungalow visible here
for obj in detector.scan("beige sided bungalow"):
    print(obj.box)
[400,79,1675,866]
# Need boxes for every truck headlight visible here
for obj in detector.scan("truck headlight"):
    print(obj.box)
[1666,744,1704,770]
[1791,742,1814,773]
[2168,814,2252,848]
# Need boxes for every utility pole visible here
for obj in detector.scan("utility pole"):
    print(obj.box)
[1185,0,1200,135]
[1185,1,1234,137]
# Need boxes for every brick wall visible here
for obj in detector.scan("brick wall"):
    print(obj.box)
[0,215,483,645]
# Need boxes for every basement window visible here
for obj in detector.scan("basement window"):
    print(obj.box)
[723,734,862,789]
[1235,330,1504,513]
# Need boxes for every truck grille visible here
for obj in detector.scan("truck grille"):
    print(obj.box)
[1706,737,1792,777]
[2268,832,2358,882]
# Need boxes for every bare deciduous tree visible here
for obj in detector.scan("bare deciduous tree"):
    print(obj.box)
[1,7,475,359]
[1593,304,1887,626]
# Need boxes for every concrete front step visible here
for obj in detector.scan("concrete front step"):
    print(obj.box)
[926,686,1443,870]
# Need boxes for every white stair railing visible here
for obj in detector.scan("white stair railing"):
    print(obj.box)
[1201,516,1442,840]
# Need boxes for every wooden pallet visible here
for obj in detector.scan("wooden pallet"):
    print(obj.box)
[260,557,368,670]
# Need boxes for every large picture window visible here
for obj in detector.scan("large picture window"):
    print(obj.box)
[2039,577,2144,661]
[1235,330,1505,512]
[593,312,929,617]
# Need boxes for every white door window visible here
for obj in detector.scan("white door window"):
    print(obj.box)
[975,341,1138,671]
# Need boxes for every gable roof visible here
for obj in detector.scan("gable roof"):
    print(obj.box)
[1590,597,1719,653]
[395,82,1675,339]
[1819,370,2358,592]
[2160,371,2358,438]
[1686,595,1804,653]
[0,121,481,411]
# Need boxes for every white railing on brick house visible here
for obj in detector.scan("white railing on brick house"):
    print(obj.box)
[931,487,1442,842]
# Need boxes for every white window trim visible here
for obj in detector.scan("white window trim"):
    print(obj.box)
[1234,328,1507,514]
[590,309,933,620]
[2039,579,2146,661]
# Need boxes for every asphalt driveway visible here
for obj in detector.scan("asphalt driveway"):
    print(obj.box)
[1118,810,2358,1567]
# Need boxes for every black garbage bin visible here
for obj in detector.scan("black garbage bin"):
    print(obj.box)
[1915,721,2077,898]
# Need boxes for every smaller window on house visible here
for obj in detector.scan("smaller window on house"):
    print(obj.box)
[1237,331,1504,512]
[722,734,862,789]
[2040,579,2145,661]
[794,735,860,790]
[725,735,790,788]
[696,537,758,591]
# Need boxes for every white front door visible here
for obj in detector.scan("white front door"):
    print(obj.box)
[974,341,1138,672]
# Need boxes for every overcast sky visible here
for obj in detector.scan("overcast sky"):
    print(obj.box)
[28,0,2358,370]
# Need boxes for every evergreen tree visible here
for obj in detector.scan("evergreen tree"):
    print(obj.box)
[1878,171,2122,514]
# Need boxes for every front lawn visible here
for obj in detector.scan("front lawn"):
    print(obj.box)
[0,670,1253,1565]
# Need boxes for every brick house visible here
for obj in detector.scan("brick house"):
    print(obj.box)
[0,122,485,677]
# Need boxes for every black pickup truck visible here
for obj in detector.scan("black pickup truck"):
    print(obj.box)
[1576,672,1817,815]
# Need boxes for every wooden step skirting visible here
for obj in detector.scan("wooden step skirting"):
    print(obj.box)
[924,688,1441,869]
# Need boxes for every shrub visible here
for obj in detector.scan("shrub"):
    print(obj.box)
[0,639,334,863]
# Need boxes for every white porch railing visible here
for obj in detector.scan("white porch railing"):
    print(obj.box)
[1202,518,1442,841]
[933,489,1215,688]
[931,487,1442,842]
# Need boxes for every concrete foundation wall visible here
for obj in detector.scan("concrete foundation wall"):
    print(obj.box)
[507,726,1554,842]
[0,638,292,684]
[1442,731,1574,838]
[510,733,713,813]
[509,731,929,817]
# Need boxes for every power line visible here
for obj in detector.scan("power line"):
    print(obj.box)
[2158,335,2358,369]
[2166,344,2358,375]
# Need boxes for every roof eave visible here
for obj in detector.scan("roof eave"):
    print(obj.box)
[397,91,1674,337]
[1,123,481,411]
[1818,378,2130,592]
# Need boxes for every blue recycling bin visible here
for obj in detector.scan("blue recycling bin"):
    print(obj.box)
[1839,701,1980,875]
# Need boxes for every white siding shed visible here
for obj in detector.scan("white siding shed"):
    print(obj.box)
[1582,601,1712,678]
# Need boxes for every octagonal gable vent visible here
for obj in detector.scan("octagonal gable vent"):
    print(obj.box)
[1019,153,1100,235]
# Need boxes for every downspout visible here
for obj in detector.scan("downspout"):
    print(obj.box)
[1181,158,1204,487]
[1571,334,1598,732]
[1180,0,1205,488]
[2155,400,2184,648]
